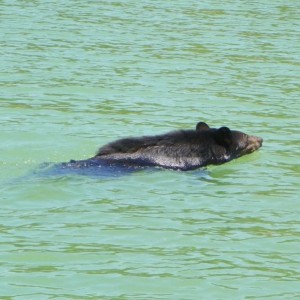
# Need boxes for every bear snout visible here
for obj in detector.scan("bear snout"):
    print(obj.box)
[251,135,263,147]
[247,135,263,152]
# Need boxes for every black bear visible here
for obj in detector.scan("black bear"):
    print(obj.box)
[64,122,263,171]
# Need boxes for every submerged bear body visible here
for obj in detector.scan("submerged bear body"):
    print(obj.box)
[63,122,263,171]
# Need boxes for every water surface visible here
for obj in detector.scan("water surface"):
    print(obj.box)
[1,1,300,299]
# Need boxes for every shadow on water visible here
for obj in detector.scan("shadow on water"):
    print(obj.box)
[0,161,140,190]
[37,160,210,180]
[36,161,145,179]
[1,160,211,190]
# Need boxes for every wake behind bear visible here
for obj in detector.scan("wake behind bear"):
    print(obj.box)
[59,122,263,172]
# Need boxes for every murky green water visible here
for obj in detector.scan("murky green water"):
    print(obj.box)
[1,1,300,299]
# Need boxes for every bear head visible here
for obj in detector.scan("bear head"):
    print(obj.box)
[196,122,263,163]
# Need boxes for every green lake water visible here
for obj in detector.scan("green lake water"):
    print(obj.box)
[1,1,300,299]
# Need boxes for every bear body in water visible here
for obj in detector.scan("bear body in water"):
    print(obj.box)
[62,122,263,171]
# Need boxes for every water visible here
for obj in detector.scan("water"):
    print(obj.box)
[1,0,300,299]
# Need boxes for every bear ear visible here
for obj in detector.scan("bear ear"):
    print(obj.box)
[215,127,232,148]
[196,122,210,131]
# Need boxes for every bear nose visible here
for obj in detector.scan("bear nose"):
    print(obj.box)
[248,135,263,149]
[257,137,263,146]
